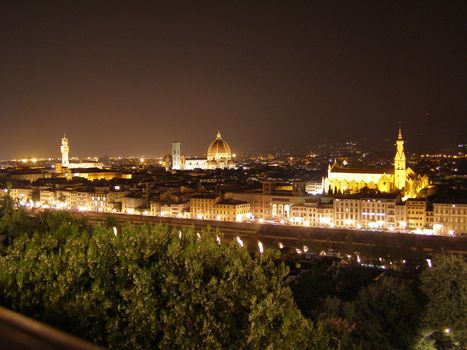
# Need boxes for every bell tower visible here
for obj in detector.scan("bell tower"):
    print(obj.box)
[61,134,69,167]
[172,141,181,170]
[394,128,406,190]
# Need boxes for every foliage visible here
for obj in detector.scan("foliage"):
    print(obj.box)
[317,297,357,350]
[0,216,322,349]
[0,188,35,246]
[354,276,421,349]
[420,254,467,348]
[291,264,378,319]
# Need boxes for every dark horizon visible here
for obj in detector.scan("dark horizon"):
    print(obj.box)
[1,0,466,159]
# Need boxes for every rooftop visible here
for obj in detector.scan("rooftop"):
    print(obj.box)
[331,166,394,175]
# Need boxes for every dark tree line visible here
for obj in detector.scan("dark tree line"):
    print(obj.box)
[291,255,466,349]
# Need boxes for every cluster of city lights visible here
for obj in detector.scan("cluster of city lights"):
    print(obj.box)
[4,189,457,238]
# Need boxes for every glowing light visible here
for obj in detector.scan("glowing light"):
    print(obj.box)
[426,259,432,268]
[303,245,308,253]
[368,222,379,229]
[236,236,244,247]
[258,241,264,254]
[178,230,182,239]
[216,235,221,244]
[258,218,264,224]
[278,242,284,249]
[444,328,451,334]
[196,232,201,239]
[357,255,361,263]
[112,227,117,236]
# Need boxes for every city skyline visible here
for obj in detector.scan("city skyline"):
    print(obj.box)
[1,1,466,158]
[1,125,454,161]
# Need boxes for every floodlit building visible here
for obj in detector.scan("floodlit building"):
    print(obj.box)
[189,194,250,221]
[332,196,398,230]
[229,181,307,220]
[69,169,132,181]
[150,201,190,218]
[305,181,324,195]
[433,203,467,235]
[323,128,429,198]
[171,142,181,170]
[9,188,34,204]
[56,134,104,172]
[122,195,147,214]
[290,202,334,227]
[359,197,396,230]
[61,134,70,167]
[405,199,426,230]
[172,131,236,170]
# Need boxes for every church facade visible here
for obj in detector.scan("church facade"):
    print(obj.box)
[172,131,236,171]
[323,129,429,198]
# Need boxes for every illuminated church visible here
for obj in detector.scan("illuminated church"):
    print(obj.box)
[323,128,429,198]
[172,131,236,170]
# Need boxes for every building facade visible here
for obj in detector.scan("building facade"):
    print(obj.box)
[172,131,236,170]
[323,128,429,198]
[433,203,467,235]
[189,194,250,221]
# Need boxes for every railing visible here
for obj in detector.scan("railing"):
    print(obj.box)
[0,306,103,350]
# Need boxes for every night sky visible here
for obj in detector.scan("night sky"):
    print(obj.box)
[1,0,466,159]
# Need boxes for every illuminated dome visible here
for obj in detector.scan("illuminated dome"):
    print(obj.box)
[207,131,232,162]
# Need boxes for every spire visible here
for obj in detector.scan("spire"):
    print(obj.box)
[216,130,221,139]
[398,127,403,140]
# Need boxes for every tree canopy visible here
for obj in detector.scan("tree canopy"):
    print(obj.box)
[0,217,324,349]
[420,254,467,348]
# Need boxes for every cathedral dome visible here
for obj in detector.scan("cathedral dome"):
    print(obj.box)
[207,131,232,161]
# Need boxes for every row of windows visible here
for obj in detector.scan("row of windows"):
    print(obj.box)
[434,209,467,215]
[435,217,467,223]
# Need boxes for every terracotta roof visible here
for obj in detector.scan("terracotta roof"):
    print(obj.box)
[331,166,394,175]
[207,131,232,156]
